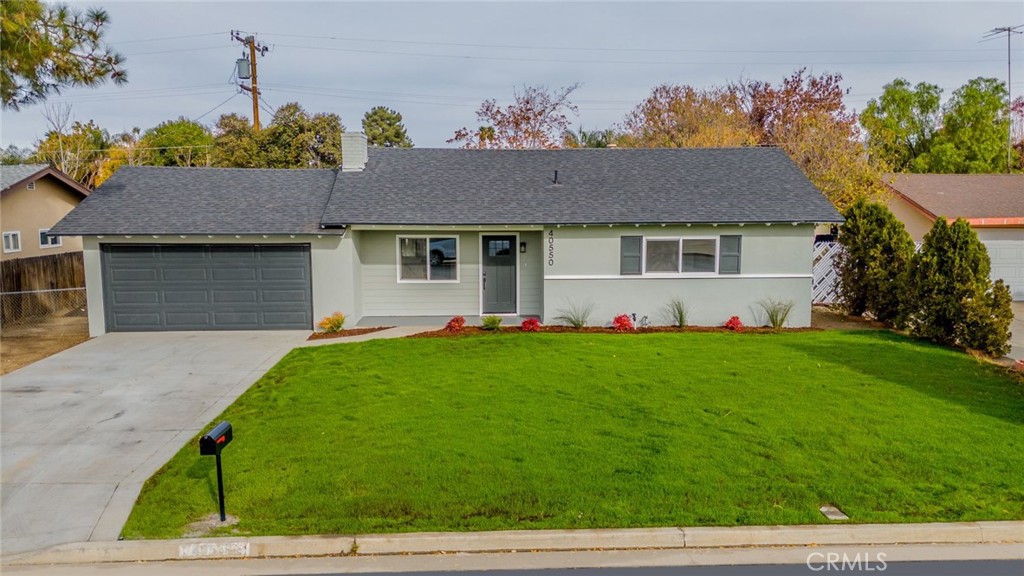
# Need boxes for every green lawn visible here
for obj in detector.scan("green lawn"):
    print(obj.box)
[123,330,1024,539]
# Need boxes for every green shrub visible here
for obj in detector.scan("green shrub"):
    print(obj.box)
[758,298,795,329]
[317,312,346,333]
[481,315,503,331]
[664,298,689,327]
[554,300,595,329]
[836,199,915,325]
[908,218,1012,356]
[960,280,1014,356]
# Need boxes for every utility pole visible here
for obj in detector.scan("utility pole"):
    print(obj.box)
[983,25,1022,173]
[231,31,269,132]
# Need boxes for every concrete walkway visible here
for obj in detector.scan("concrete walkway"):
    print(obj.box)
[5,521,1022,565]
[0,331,309,557]
[299,325,443,347]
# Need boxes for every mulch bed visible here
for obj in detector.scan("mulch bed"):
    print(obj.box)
[407,325,820,338]
[306,326,394,341]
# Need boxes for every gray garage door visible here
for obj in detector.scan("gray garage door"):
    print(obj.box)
[102,244,312,331]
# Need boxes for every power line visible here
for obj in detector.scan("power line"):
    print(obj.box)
[193,92,242,122]
[269,42,1008,67]
[116,32,228,45]
[260,31,1020,55]
[123,45,234,57]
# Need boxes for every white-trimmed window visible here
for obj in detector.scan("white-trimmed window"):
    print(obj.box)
[3,231,22,253]
[397,236,459,282]
[622,235,741,276]
[643,237,718,274]
[39,229,62,248]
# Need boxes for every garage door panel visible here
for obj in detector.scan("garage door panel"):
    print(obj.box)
[113,312,164,326]
[111,268,159,282]
[262,289,308,303]
[213,290,258,303]
[102,244,312,331]
[162,268,209,281]
[213,268,258,282]
[262,267,309,281]
[213,312,261,326]
[112,290,160,305]
[262,311,311,326]
[165,311,213,328]
[163,290,209,304]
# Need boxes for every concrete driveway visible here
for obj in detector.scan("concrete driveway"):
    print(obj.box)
[1,331,309,557]
[1010,302,1024,362]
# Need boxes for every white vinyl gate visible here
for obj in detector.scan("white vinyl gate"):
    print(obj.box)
[812,241,842,305]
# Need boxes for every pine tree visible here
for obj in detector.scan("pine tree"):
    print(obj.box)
[362,106,413,148]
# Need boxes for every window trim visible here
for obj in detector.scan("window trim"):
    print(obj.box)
[641,236,719,276]
[39,228,62,249]
[396,235,461,283]
[3,231,22,254]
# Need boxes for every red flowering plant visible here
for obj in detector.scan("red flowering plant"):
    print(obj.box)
[445,315,466,333]
[521,318,542,332]
[612,314,634,332]
[724,316,744,332]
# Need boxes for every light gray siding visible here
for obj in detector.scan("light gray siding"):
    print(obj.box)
[358,231,480,316]
[355,230,544,317]
[542,224,815,327]
[519,231,543,317]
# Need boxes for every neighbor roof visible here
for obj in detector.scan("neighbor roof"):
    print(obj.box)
[1,164,90,198]
[886,174,1024,224]
[322,147,842,226]
[50,166,338,236]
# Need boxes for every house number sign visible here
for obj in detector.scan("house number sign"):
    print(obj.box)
[547,229,555,267]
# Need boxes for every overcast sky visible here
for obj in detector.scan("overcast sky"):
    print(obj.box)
[2,1,1022,150]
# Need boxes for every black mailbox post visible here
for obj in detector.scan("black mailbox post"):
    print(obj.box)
[199,421,233,521]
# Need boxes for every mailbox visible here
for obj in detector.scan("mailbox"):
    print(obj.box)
[199,421,233,455]
[199,420,233,522]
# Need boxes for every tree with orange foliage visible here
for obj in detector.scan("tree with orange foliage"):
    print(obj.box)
[449,84,579,149]
[619,84,756,148]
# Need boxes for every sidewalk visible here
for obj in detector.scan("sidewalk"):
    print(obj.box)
[298,325,443,347]
[5,521,1022,565]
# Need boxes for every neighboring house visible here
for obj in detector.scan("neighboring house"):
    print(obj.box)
[51,134,842,335]
[0,164,91,262]
[886,174,1024,301]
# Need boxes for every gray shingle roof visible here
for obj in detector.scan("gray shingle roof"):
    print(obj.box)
[322,147,843,226]
[51,147,843,236]
[50,166,338,236]
[1,164,49,191]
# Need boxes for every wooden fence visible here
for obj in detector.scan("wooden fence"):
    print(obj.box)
[812,241,842,305]
[1,252,85,293]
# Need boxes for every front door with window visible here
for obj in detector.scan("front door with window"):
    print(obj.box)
[482,235,516,314]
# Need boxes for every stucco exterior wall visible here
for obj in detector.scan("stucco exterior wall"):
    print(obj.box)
[541,224,815,327]
[355,229,544,317]
[1,177,84,261]
[886,196,935,242]
[81,234,353,336]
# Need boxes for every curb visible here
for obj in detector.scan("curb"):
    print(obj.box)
[4,521,1022,566]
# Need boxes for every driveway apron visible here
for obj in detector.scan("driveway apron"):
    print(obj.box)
[1,331,308,557]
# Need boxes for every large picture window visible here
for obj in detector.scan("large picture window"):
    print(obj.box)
[625,235,741,276]
[398,236,459,282]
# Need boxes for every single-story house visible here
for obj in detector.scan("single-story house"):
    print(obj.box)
[886,173,1024,300]
[1,164,91,261]
[51,134,843,335]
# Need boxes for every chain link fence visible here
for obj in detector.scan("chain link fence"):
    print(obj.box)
[1,288,87,328]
